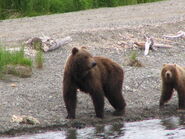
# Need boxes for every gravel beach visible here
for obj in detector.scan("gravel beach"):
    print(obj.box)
[0,0,185,136]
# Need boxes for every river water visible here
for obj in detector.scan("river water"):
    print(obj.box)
[3,116,185,139]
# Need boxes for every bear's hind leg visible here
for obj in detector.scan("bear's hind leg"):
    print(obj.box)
[177,89,185,110]
[105,88,126,116]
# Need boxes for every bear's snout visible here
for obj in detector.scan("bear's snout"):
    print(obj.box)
[165,71,172,79]
[91,61,97,68]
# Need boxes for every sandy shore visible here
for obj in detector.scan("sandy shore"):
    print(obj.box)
[0,0,185,136]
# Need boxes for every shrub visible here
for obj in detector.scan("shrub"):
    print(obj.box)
[35,50,44,69]
[0,0,163,20]
[125,50,143,67]
[0,47,32,75]
[130,50,138,61]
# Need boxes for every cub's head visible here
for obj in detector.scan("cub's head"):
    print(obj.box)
[161,64,177,83]
[70,47,96,72]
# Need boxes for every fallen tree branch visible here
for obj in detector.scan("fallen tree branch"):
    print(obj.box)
[133,42,145,50]
[134,42,172,49]
[134,36,172,56]
[163,31,185,39]
[153,44,172,48]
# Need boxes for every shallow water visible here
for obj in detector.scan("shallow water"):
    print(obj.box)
[3,116,185,139]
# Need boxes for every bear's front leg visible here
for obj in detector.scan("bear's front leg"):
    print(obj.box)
[63,90,77,119]
[159,83,174,108]
[63,80,77,119]
[90,90,104,118]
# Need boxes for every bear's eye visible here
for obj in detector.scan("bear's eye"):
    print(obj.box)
[84,56,88,59]
[163,69,166,72]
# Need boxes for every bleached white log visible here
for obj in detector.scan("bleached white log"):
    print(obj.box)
[46,36,72,52]
[154,44,172,48]
[163,31,185,39]
[134,42,172,49]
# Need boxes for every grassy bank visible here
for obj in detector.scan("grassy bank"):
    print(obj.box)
[0,47,32,75]
[0,0,162,20]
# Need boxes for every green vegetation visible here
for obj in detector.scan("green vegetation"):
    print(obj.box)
[32,40,43,51]
[130,50,138,61]
[35,50,44,69]
[0,0,162,20]
[126,50,143,67]
[0,47,32,74]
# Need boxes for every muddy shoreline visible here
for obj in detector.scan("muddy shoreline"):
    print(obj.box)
[1,0,185,137]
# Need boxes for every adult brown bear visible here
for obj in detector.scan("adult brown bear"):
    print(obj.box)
[160,64,185,110]
[63,47,126,119]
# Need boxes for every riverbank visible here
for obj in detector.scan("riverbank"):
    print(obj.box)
[0,0,162,20]
[0,0,185,136]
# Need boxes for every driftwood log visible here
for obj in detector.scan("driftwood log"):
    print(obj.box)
[134,36,172,56]
[26,35,72,52]
[164,31,185,39]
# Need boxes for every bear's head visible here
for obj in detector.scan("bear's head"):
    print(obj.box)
[161,64,177,83]
[70,47,96,74]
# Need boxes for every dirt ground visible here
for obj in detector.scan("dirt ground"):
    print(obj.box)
[0,0,185,136]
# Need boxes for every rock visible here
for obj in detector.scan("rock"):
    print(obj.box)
[10,83,17,87]
[11,115,40,125]
[22,116,40,125]
[12,115,23,123]
[5,65,32,78]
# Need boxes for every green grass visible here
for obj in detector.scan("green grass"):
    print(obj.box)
[0,47,32,74]
[0,0,163,20]
[126,50,143,67]
[130,50,138,61]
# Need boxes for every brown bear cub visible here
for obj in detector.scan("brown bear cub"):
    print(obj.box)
[160,64,185,110]
[63,47,126,119]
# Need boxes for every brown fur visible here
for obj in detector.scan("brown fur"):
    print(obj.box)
[63,47,126,119]
[160,64,185,109]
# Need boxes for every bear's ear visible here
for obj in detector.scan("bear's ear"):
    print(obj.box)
[72,47,79,55]
[163,64,167,67]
